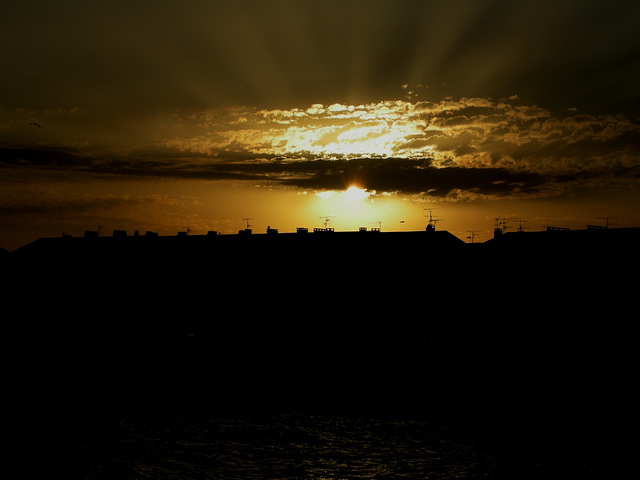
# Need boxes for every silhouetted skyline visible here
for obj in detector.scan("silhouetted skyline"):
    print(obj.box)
[5,214,639,252]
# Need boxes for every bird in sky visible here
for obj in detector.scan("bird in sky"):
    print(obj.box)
[28,122,41,128]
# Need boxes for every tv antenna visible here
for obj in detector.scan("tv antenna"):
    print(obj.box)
[182,226,192,235]
[319,215,335,228]
[516,219,527,233]
[242,217,254,229]
[423,207,441,230]
[596,216,615,228]
[494,216,512,232]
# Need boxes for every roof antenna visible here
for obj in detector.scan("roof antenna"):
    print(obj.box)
[517,219,527,233]
[494,216,512,233]
[319,215,334,228]
[423,207,441,231]
[596,216,615,229]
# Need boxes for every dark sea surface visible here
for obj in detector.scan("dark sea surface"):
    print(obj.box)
[9,326,630,480]
[13,409,593,480]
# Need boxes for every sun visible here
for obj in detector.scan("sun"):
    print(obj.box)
[311,185,381,230]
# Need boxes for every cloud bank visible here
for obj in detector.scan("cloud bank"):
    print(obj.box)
[3,97,638,202]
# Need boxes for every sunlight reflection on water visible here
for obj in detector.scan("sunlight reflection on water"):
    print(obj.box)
[101,412,538,480]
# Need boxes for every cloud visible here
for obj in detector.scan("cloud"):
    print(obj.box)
[0,142,547,200]
[2,96,639,201]
[274,158,547,199]
[155,97,640,196]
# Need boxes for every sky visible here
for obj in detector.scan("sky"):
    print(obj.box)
[2,0,640,250]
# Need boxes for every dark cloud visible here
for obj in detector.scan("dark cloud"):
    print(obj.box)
[3,86,640,202]
[275,158,547,197]
[0,143,545,198]
[0,144,88,170]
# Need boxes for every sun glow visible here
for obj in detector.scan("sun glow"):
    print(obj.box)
[312,185,384,230]
[345,185,371,201]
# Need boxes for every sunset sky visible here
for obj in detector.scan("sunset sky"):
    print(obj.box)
[2,0,639,250]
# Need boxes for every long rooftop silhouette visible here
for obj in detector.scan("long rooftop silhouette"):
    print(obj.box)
[5,220,638,337]
[7,220,640,263]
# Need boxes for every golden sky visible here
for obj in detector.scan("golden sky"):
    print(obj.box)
[2,1,640,250]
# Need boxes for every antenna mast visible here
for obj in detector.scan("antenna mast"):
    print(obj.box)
[319,215,334,229]
[494,216,512,233]
[243,217,254,230]
[596,216,615,228]
[423,207,441,231]
[517,219,527,233]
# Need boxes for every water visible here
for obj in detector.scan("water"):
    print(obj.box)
[15,405,602,480]
[8,318,631,479]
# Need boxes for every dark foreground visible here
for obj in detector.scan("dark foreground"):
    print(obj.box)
[4,229,637,478]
